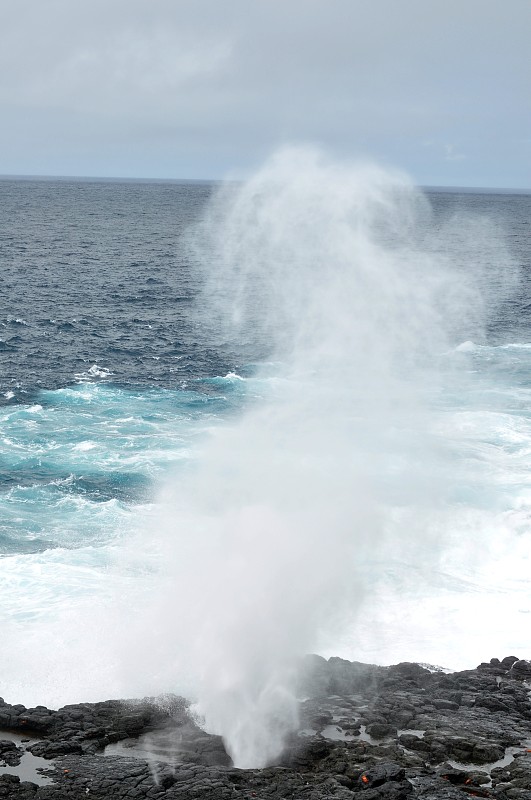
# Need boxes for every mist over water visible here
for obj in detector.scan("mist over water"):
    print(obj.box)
[132,148,517,767]
[0,150,521,770]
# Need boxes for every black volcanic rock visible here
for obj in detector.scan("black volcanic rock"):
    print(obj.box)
[510,660,531,679]
[0,738,22,766]
[2,656,531,798]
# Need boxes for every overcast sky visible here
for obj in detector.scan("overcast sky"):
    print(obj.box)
[0,0,529,187]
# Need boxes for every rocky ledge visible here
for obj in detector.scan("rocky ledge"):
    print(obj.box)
[2,655,531,799]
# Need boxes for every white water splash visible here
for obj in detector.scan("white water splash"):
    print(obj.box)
[0,147,520,770]
[135,147,517,766]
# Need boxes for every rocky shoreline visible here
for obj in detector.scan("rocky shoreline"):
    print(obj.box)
[2,655,531,799]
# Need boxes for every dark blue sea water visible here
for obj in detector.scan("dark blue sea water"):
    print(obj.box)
[1,166,530,734]
[0,179,227,396]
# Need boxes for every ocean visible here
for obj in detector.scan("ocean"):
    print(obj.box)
[1,149,530,766]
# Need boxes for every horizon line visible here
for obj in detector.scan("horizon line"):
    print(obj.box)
[0,172,530,195]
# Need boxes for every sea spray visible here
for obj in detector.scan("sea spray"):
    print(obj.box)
[133,147,518,767]
[0,151,520,768]
[191,147,500,369]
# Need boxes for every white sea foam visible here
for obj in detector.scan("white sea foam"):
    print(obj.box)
[222,372,244,381]
[455,340,477,352]
[75,364,113,381]
[73,441,97,451]
[88,364,111,377]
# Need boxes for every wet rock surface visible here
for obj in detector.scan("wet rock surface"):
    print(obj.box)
[2,656,531,798]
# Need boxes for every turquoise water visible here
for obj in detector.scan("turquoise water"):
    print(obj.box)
[0,380,241,554]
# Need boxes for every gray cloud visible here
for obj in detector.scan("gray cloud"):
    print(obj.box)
[0,0,529,185]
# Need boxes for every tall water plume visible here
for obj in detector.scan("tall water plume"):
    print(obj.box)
[0,155,522,769]
[135,147,516,767]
